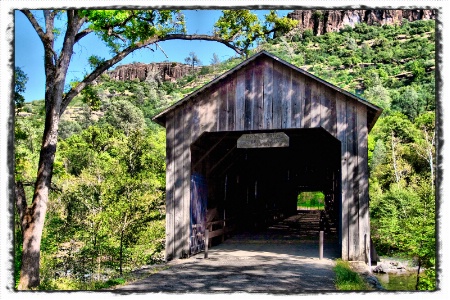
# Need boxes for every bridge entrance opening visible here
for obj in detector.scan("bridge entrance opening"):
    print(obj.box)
[190,128,341,252]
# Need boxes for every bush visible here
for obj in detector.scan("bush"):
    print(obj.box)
[333,260,369,290]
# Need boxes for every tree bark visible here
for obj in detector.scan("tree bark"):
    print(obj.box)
[17,112,59,289]
[17,9,78,290]
[391,131,400,187]
[119,229,124,276]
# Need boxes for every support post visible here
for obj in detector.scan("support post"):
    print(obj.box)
[204,228,209,259]
[319,230,324,260]
[365,233,371,272]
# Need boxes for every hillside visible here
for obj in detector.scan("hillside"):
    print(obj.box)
[287,9,435,36]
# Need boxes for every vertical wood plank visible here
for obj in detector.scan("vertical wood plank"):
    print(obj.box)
[191,99,201,143]
[227,76,236,131]
[209,89,218,132]
[298,74,305,128]
[337,94,350,260]
[218,83,228,131]
[198,94,208,134]
[291,73,302,128]
[263,58,273,129]
[336,93,348,260]
[302,77,312,128]
[310,81,320,127]
[244,63,254,130]
[346,100,358,260]
[235,69,246,130]
[183,104,192,257]
[272,61,283,129]
[357,104,369,261]
[254,60,264,130]
[165,112,175,260]
[320,85,331,133]
[282,68,292,128]
[329,88,338,138]
[174,105,184,258]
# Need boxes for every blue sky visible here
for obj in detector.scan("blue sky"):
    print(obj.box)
[14,9,292,102]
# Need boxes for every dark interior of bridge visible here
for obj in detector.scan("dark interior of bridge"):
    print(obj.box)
[191,128,342,246]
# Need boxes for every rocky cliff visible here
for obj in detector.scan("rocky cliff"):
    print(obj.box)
[287,9,435,36]
[107,62,198,82]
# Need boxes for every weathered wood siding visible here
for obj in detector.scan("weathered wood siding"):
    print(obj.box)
[164,56,370,261]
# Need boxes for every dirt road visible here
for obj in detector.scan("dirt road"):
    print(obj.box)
[113,234,340,294]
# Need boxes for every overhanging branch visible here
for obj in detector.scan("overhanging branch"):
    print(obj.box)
[60,33,244,115]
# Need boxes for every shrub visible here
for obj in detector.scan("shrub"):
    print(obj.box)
[333,260,369,290]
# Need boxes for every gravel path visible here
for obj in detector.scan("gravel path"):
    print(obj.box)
[113,234,340,294]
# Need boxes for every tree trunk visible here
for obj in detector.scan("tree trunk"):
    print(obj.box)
[391,131,400,186]
[119,229,124,276]
[17,109,60,289]
[415,257,422,290]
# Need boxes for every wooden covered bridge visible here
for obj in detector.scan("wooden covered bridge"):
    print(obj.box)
[153,51,382,262]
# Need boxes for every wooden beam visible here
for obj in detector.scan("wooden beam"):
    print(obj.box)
[191,133,229,170]
[263,57,273,129]
[236,69,246,130]
[165,111,175,261]
[336,93,348,260]
[207,145,237,175]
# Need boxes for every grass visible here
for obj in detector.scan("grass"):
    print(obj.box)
[333,259,370,291]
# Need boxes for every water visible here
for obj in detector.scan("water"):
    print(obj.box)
[375,273,418,290]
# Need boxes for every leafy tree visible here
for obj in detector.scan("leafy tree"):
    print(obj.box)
[14,67,28,111]
[58,120,83,140]
[15,9,297,289]
[214,10,297,57]
[391,86,426,120]
[100,99,146,136]
[184,51,201,72]
[363,83,392,112]
[41,126,166,286]
[210,52,221,66]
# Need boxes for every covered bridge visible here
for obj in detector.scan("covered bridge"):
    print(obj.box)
[153,51,382,262]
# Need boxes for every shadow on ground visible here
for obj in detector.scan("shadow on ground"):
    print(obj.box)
[113,213,341,294]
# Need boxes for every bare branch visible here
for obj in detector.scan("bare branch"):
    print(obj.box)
[43,10,55,38]
[162,34,243,55]
[155,42,168,59]
[20,10,46,42]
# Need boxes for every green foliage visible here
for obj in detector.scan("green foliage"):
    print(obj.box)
[81,10,186,52]
[58,120,83,140]
[14,67,28,110]
[214,10,297,56]
[297,191,325,209]
[417,267,436,290]
[185,51,201,69]
[87,55,106,70]
[333,260,369,290]
[100,99,146,135]
[80,84,102,110]
[39,123,166,289]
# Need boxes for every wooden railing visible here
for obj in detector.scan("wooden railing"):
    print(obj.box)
[206,218,236,243]
[190,218,236,257]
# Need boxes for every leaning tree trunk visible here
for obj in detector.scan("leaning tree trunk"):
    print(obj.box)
[16,10,79,289]
[17,107,60,289]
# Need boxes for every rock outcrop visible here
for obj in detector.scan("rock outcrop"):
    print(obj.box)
[107,62,198,83]
[287,9,435,36]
